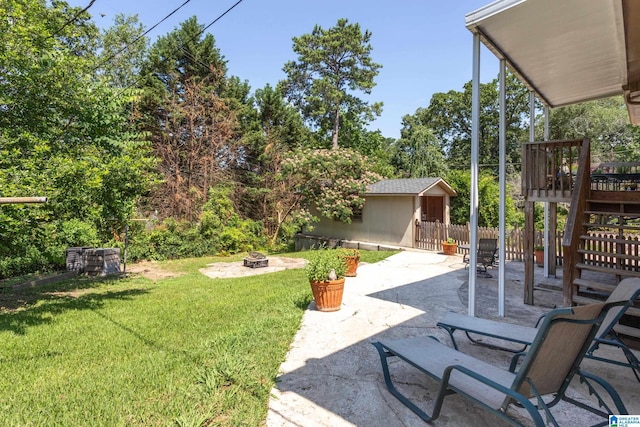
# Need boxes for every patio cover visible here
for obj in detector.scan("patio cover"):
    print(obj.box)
[466,0,640,124]
[463,0,640,317]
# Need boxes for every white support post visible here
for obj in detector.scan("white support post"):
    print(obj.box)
[543,106,550,278]
[469,33,481,317]
[498,59,506,316]
[529,91,537,291]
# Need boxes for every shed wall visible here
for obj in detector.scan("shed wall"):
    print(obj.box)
[308,196,416,247]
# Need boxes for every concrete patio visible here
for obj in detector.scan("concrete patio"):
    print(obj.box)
[266,250,640,426]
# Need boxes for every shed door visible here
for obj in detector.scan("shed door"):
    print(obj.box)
[422,196,444,222]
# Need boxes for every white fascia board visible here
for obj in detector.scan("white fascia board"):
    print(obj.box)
[465,0,527,30]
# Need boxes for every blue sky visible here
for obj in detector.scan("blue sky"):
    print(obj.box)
[66,0,499,139]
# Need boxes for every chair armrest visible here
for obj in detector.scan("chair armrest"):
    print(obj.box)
[509,352,527,372]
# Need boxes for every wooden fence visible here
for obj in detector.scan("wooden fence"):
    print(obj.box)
[583,232,640,271]
[416,221,640,268]
[415,221,561,262]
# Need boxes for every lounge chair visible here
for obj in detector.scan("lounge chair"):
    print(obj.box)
[437,277,640,381]
[373,302,628,426]
[463,238,498,277]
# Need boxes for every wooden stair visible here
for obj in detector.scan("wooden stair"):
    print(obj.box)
[520,140,640,341]
[571,192,640,339]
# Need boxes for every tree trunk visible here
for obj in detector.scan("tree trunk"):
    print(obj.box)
[270,211,283,247]
[331,108,340,149]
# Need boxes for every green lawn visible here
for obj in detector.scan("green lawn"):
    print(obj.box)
[0,250,397,426]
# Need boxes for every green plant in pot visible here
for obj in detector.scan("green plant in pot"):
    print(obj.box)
[534,244,545,266]
[306,248,348,312]
[441,237,457,255]
[338,248,360,277]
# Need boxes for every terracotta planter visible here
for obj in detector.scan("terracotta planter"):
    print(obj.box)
[535,250,544,266]
[441,242,457,256]
[310,278,345,312]
[344,255,360,277]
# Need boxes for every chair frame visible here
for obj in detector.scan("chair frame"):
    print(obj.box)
[436,278,640,381]
[463,238,498,278]
[373,302,628,426]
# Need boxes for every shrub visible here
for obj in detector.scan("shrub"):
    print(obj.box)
[305,249,347,282]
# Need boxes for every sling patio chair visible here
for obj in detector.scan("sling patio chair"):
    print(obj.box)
[373,302,628,426]
[463,238,498,278]
[436,277,640,381]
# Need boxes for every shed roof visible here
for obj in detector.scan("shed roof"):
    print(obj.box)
[366,178,456,196]
[465,0,640,124]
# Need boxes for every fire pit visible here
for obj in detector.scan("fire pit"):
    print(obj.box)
[243,251,269,268]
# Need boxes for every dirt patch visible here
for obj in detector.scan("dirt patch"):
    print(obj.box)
[122,257,307,281]
[199,256,307,279]
[125,260,181,281]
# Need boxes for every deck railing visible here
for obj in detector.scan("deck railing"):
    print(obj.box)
[521,139,586,203]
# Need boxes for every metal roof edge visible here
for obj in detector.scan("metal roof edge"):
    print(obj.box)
[465,0,527,29]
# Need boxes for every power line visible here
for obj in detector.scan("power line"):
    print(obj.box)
[199,0,244,35]
[110,0,245,98]
[51,0,97,37]
[169,0,246,75]
[93,0,193,73]
[100,0,244,80]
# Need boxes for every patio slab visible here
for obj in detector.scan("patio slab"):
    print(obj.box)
[267,250,640,426]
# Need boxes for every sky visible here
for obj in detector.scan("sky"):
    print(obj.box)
[65,0,500,139]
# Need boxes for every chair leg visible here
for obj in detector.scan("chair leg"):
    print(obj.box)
[621,346,640,382]
[372,342,449,423]
[437,325,460,350]
[527,379,560,427]
[609,332,640,382]
[587,336,640,382]
[559,370,629,426]
[477,264,492,278]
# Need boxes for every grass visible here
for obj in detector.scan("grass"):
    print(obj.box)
[0,249,398,426]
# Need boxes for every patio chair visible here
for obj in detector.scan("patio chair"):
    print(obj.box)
[437,277,640,381]
[373,302,628,426]
[463,238,498,278]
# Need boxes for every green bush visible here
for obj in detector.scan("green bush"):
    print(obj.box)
[305,248,347,281]
[126,216,266,262]
[0,245,52,279]
[0,219,101,279]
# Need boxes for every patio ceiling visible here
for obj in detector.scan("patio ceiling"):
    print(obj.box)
[465,0,640,125]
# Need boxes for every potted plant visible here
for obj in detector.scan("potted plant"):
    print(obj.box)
[441,237,457,256]
[534,245,545,266]
[306,249,348,312]
[339,248,360,277]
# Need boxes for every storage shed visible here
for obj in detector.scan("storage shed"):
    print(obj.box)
[307,178,456,248]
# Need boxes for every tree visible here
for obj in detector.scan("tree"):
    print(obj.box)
[143,16,226,97]
[446,170,518,228]
[150,76,238,222]
[0,0,155,275]
[393,116,448,178]
[546,97,640,164]
[237,84,311,244]
[98,14,148,88]
[141,18,248,222]
[351,130,396,178]
[420,72,531,172]
[281,18,382,149]
[280,148,381,224]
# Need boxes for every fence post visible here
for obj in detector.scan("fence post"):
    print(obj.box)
[466,222,470,245]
